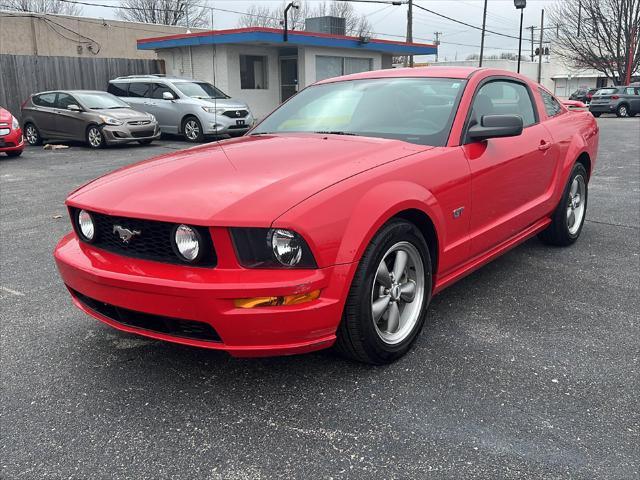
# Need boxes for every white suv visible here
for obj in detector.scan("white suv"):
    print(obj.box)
[108,75,254,141]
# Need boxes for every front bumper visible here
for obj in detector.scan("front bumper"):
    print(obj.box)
[54,232,351,357]
[201,112,254,135]
[0,130,25,153]
[102,123,161,145]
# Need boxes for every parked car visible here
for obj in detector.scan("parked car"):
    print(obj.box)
[589,86,640,117]
[107,75,254,142]
[54,67,599,364]
[569,88,598,104]
[21,91,160,148]
[0,107,25,157]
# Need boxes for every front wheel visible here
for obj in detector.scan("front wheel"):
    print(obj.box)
[334,219,432,364]
[539,163,588,246]
[616,104,629,117]
[86,125,104,149]
[591,112,601,118]
[182,116,203,142]
[24,123,42,145]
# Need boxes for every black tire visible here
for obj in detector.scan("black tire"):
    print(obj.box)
[334,219,432,365]
[182,116,203,142]
[539,163,588,246]
[616,104,630,117]
[86,125,104,149]
[591,112,601,118]
[138,139,153,145]
[5,150,22,157]
[629,111,637,117]
[24,123,42,145]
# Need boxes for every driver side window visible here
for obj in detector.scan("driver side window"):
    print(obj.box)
[471,80,537,127]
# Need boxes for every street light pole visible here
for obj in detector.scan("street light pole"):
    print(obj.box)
[283,2,300,42]
[514,0,526,73]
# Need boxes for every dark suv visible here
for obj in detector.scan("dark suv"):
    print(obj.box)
[569,88,598,104]
[589,86,640,117]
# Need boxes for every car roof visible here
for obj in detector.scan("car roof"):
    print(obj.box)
[110,75,194,82]
[314,66,526,85]
[33,90,110,95]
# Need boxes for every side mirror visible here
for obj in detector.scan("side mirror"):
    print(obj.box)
[162,91,175,100]
[67,104,82,112]
[467,114,523,142]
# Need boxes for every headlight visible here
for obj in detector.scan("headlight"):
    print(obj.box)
[202,106,227,115]
[173,224,201,262]
[77,209,95,241]
[11,115,19,130]
[148,113,156,122]
[230,228,317,268]
[98,115,123,126]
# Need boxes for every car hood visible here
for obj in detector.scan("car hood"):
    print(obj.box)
[93,108,151,121]
[68,134,430,226]
[196,98,248,110]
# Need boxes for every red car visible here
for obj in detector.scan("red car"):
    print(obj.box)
[54,67,599,364]
[0,107,25,157]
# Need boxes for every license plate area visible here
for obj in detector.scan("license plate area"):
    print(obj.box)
[236,120,245,126]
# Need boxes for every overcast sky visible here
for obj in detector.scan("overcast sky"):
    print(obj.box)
[79,0,559,61]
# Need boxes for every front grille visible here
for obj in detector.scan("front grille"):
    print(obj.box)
[127,120,151,126]
[222,110,249,118]
[70,288,221,342]
[131,129,155,138]
[70,208,216,267]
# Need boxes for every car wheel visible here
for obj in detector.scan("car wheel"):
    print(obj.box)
[86,125,104,149]
[5,150,22,157]
[24,123,42,145]
[138,139,153,145]
[616,104,629,117]
[182,116,203,142]
[334,219,432,364]
[591,112,601,118]
[539,163,588,246]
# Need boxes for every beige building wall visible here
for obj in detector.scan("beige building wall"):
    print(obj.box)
[0,11,204,59]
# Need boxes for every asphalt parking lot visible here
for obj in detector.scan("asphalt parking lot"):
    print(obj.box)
[1,119,639,479]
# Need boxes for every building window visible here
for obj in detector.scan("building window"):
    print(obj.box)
[316,56,373,81]
[240,55,268,89]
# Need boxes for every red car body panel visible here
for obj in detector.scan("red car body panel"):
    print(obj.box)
[0,107,24,155]
[54,67,599,357]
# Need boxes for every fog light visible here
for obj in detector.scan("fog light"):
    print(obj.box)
[77,209,95,241]
[234,289,320,308]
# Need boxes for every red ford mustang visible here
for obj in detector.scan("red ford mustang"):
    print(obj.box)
[54,67,599,364]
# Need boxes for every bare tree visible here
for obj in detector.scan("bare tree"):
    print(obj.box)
[550,0,640,84]
[118,0,209,28]
[237,0,372,37]
[2,0,82,15]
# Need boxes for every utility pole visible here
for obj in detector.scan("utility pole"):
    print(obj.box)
[434,31,442,63]
[406,0,413,67]
[577,1,581,37]
[625,26,636,85]
[478,0,488,67]
[528,25,535,62]
[537,10,544,83]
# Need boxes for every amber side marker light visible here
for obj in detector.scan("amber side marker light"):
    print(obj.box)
[234,290,321,309]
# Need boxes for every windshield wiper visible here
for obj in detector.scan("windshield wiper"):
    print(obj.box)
[313,131,357,136]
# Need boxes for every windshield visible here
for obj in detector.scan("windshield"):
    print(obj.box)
[252,77,466,146]
[74,92,130,109]
[174,82,229,99]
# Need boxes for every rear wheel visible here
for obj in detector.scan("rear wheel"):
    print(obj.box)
[539,163,588,246]
[334,219,432,364]
[616,104,629,117]
[24,123,41,145]
[182,116,203,142]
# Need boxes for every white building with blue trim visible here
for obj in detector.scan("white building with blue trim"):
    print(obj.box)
[137,26,437,118]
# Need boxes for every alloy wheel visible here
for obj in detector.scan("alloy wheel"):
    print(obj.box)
[25,125,38,145]
[567,174,586,235]
[88,127,102,148]
[371,241,425,345]
[184,120,200,140]
[619,105,628,117]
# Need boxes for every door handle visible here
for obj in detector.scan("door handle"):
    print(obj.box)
[538,141,552,151]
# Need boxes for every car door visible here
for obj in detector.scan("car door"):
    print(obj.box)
[123,82,152,112]
[462,78,557,258]
[146,83,180,132]
[53,92,86,141]
[30,93,58,137]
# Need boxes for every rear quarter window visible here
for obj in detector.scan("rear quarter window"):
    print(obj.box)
[539,89,563,117]
[108,83,128,96]
[32,93,57,107]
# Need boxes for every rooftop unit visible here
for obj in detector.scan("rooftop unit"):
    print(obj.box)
[305,16,346,36]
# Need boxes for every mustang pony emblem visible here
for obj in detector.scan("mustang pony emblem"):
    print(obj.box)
[113,225,141,243]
